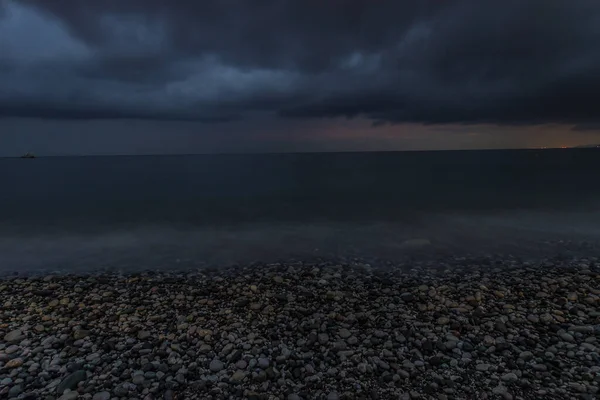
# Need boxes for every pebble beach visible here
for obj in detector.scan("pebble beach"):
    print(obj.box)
[1,256,600,400]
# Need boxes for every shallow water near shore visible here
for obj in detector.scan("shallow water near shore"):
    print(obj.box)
[1,149,600,274]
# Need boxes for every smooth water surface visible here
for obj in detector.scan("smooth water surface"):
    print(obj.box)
[1,149,599,273]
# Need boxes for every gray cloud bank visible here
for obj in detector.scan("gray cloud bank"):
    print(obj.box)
[1,0,600,125]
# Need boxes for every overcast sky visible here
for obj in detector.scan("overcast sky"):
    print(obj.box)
[2,0,600,155]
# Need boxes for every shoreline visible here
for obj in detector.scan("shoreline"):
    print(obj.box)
[2,229,600,278]
[1,258,599,399]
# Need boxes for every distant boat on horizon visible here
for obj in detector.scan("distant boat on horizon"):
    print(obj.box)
[574,144,600,149]
[21,152,36,158]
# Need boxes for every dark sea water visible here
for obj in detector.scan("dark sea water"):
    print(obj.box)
[1,149,600,274]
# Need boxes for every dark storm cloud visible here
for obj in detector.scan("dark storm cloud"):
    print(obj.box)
[2,0,600,125]
[572,123,600,132]
[0,105,240,122]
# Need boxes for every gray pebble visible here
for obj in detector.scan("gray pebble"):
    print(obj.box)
[8,385,22,398]
[318,333,329,344]
[501,373,518,382]
[92,392,111,400]
[339,328,351,339]
[327,392,340,400]
[519,351,534,361]
[560,332,575,342]
[4,330,24,344]
[258,358,270,369]
[58,392,79,400]
[209,359,224,372]
[476,364,491,371]
[57,370,87,395]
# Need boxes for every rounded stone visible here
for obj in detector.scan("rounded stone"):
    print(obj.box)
[8,385,23,399]
[4,330,24,344]
[257,358,270,369]
[339,329,351,339]
[519,351,534,361]
[327,392,340,400]
[5,358,24,369]
[92,392,111,400]
[501,373,518,382]
[209,359,224,372]
[318,333,329,344]
[57,370,87,394]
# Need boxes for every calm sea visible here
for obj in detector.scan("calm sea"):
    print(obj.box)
[1,149,599,273]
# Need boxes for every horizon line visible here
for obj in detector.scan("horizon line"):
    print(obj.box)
[2,146,598,159]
